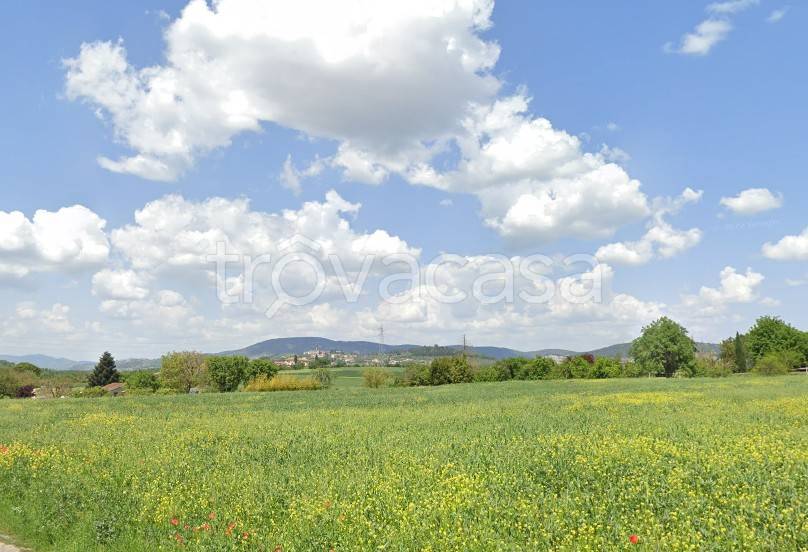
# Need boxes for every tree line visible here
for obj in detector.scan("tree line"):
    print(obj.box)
[394,315,808,387]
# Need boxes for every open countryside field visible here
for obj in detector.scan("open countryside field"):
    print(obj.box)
[1,376,807,551]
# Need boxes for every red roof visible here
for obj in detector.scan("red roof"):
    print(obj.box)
[102,382,125,391]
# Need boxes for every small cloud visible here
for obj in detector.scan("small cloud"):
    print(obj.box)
[707,0,759,15]
[767,7,789,23]
[666,19,734,56]
[439,199,454,207]
[599,145,631,164]
[720,188,783,215]
[785,277,807,287]
[759,297,781,307]
[666,0,760,56]
[606,122,620,132]
[145,9,171,21]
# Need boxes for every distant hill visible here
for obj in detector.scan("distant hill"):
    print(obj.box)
[4,338,720,371]
[0,354,92,371]
[116,358,161,371]
[0,354,162,371]
[218,337,419,358]
[218,337,720,361]
[584,342,720,359]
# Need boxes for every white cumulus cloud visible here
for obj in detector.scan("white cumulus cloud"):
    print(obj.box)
[762,227,808,261]
[596,188,703,265]
[720,187,782,215]
[64,0,500,181]
[0,205,109,280]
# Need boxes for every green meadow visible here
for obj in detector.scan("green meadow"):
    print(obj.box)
[0,376,806,550]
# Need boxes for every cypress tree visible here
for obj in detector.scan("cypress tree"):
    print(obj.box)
[734,332,747,373]
[88,351,120,387]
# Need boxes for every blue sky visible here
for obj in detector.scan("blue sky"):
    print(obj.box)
[1,0,806,360]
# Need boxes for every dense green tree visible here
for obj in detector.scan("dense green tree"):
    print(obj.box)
[745,316,807,368]
[516,357,556,380]
[207,356,249,392]
[124,370,160,391]
[630,317,696,377]
[87,352,120,387]
[734,332,748,372]
[245,358,279,381]
[426,356,473,385]
[159,351,208,393]
[565,356,593,379]
[492,357,529,380]
[592,357,622,378]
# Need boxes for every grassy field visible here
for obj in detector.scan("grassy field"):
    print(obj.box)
[0,376,806,550]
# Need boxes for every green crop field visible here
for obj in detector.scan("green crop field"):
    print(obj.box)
[0,376,806,551]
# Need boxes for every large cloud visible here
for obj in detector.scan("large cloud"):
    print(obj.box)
[762,228,808,261]
[111,190,418,271]
[0,205,109,279]
[64,0,500,181]
[66,1,663,244]
[407,94,651,243]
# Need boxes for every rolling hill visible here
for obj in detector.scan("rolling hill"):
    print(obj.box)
[3,338,720,371]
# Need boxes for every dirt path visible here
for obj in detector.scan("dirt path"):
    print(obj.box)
[0,535,24,552]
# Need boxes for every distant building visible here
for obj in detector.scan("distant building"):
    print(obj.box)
[102,382,125,396]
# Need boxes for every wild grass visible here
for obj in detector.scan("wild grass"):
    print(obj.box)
[0,376,806,550]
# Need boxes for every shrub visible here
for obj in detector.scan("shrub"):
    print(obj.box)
[125,387,155,396]
[692,357,732,378]
[313,368,333,388]
[516,357,556,380]
[397,364,430,386]
[754,352,795,375]
[72,386,108,398]
[15,385,36,398]
[620,361,644,378]
[492,358,529,380]
[244,374,321,392]
[245,358,279,381]
[593,357,622,379]
[363,367,391,388]
[124,370,159,391]
[428,356,473,385]
[566,356,593,379]
[472,366,502,382]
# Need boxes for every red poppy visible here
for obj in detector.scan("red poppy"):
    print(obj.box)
[225,522,236,536]
[208,511,216,520]
[242,532,250,540]
[170,517,179,527]
[174,533,184,544]
[0,446,8,454]
[629,534,639,545]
